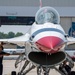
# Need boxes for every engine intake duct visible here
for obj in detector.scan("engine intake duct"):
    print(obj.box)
[28,51,66,67]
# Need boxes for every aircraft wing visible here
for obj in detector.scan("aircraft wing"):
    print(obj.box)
[67,37,75,45]
[0,33,30,46]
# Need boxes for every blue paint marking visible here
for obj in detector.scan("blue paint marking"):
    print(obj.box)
[30,28,64,40]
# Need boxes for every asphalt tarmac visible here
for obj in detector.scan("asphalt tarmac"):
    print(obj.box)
[3,60,75,75]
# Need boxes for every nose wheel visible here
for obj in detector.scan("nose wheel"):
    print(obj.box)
[37,66,50,75]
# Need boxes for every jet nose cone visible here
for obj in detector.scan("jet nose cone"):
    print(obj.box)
[36,36,64,53]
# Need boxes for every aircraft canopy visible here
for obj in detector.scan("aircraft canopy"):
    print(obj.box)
[35,7,60,24]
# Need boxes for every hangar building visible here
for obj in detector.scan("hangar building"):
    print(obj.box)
[0,0,75,36]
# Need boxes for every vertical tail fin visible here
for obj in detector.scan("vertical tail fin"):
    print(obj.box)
[39,0,42,8]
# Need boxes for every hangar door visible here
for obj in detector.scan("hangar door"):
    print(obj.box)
[0,16,35,25]
[60,17,71,34]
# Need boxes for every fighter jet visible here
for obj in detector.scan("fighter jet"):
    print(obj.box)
[0,6,75,75]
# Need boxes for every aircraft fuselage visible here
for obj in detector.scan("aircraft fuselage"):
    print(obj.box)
[30,22,67,53]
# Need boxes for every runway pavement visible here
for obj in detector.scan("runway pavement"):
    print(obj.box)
[2,60,75,75]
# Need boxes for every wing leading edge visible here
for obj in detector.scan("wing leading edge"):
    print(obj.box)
[67,37,75,45]
[0,33,30,46]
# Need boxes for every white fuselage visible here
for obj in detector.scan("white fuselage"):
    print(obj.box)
[30,22,67,53]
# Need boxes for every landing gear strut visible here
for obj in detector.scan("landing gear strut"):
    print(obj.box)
[37,66,50,75]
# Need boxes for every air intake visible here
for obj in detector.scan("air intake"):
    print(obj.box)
[28,51,66,67]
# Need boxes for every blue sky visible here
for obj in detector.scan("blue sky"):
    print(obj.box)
[0,25,31,34]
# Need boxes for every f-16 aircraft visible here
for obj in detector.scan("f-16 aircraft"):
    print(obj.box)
[0,6,75,75]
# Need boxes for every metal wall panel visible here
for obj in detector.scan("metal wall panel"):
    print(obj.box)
[0,0,75,7]
[72,18,75,22]
[60,17,72,34]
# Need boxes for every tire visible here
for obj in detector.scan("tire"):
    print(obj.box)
[11,71,16,75]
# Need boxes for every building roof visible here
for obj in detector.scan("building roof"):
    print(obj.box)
[0,6,75,17]
[55,7,75,17]
[0,0,75,7]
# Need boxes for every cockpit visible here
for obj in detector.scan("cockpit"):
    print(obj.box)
[35,7,60,24]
